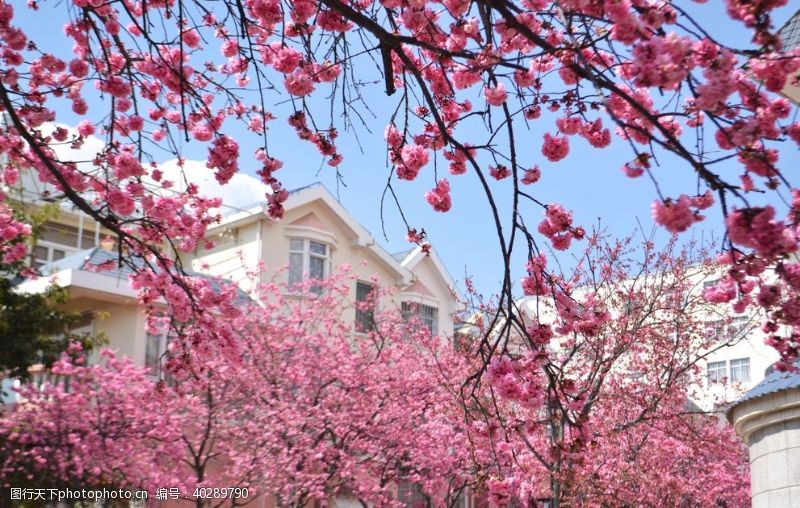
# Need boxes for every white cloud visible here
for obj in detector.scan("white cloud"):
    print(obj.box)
[157,159,269,213]
[26,123,269,215]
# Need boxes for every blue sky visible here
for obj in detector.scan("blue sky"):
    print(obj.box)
[14,1,799,298]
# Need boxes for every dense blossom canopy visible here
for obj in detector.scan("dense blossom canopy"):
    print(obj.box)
[0,265,751,506]
[465,234,751,506]
[0,0,798,368]
[0,274,474,506]
[0,0,792,504]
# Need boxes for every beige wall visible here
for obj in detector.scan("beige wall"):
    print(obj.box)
[190,220,263,294]
[59,295,147,366]
[189,196,458,339]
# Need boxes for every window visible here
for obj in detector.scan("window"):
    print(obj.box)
[707,316,750,341]
[397,481,428,508]
[39,221,97,250]
[706,319,724,339]
[730,357,751,382]
[288,239,331,293]
[355,282,375,332]
[730,316,750,338]
[402,302,438,335]
[663,288,687,309]
[707,361,726,383]
[32,243,73,270]
[32,221,98,270]
[145,332,169,379]
[703,278,720,288]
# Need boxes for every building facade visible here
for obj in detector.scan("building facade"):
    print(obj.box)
[13,182,460,381]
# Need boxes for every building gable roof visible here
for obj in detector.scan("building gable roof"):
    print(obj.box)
[209,183,413,285]
[779,9,800,51]
[398,245,463,309]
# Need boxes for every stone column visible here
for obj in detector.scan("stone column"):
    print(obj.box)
[729,387,800,507]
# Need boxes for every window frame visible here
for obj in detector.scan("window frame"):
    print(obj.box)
[355,281,376,333]
[402,302,439,335]
[707,360,727,384]
[288,238,332,292]
[729,357,751,383]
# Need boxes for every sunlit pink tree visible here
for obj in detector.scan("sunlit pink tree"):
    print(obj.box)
[0,272,475,507]
[177,272,475,507]
[0,343,184,493]
[0,0,798,368]
[459,233,751,506]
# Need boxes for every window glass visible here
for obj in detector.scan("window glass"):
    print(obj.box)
[309,241,327,255]
[706,319,724,339]
[730,357,750,382]
[289,252,304,287]
[420,304,438,334]
[356,282,375,332]
[288,239,330,292]
[402,302,439,335]
[39,221,96,249]
[730,316,750,338]
[309,256,325,280]
[145,333,165,376]
[33,245,48,262]
[707,360,726,383]
[397,481,426,508]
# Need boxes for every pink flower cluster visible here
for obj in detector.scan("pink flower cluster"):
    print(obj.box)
[425,179,452,212]
[0,202,30,264]
[489,164,510,180]
[521,166,541,185]
[444,147,470,175]
[484,83,508,106]
[538,204,583,251]
[288,112,342,167]
[206,135,240,185]
[726,206,795,257]
[521,254,548,296]
[394,144,430,181]
[623,33,692,90]
[651,194,711,234]
[542,133,569,162]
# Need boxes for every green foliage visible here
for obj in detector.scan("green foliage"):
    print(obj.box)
[1,196,101,383]
[0,278,98,381]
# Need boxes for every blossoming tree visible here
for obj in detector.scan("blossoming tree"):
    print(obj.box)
[0,273,475,507]
[0,343,184,492]
[0,0,798,369]
[0,0,794,503]
[459,233,751,506]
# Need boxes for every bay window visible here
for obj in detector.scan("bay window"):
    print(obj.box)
[288,239,331,292]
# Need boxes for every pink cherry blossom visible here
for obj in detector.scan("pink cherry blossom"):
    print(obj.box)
[484,83,508,106]
[425,179,452,212]
[542,133,569,162]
